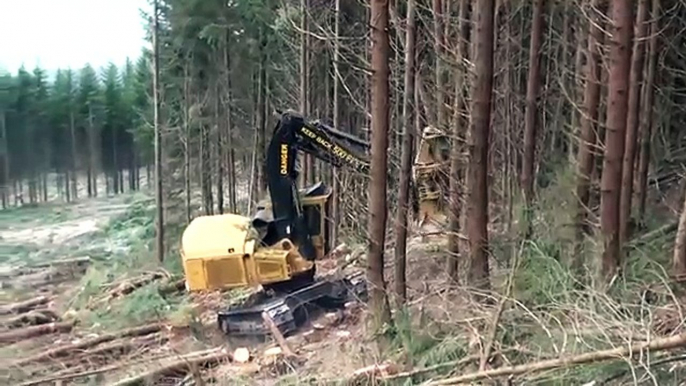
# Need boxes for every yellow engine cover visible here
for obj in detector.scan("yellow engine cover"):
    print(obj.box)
[181,213,292,291]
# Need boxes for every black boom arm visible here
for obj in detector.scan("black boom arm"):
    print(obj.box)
[263,110,370,261]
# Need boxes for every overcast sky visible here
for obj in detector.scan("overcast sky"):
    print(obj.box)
[0,0,150,77]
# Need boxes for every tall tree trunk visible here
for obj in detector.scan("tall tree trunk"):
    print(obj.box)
[331,0,341,249]
[393,0,416,305]
[600,0,633,279]
[447,0,470,283]
[153,0,165,263]
[70,110,78,200]
[574,0,605,271]
[215,82,224,215]
[256,32,267,197]
[88,104,98,197]
[433,0,446,131]
[619,0,649,247]
[467,0,495,290]
[368,0,392,335]
[224,35,237,214]
[183,67,191,224]
[300,0,311,187]
[0,108,8,209]
[636,0,660,224]
[521,0,545,240]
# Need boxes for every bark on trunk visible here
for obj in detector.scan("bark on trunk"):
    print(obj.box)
[521,0,545,239]
[600,0,634,278]
[368,0,393,333]
[447,0,470,282]
[619,0,649,246]
[636,0,660,223]
[393,0,416,304]
[467,0,495,290]
[153,0,164,263]
[574,0,605,271]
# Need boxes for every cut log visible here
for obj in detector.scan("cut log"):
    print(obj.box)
[0,321,73,344]
[109,347,233,386]
[1,309,59,328]
[11,322,164,365]
[30,256,91,269]
[427,332,686,385]
[0,296,50,315]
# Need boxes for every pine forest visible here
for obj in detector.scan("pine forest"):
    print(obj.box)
[1,0,686,384]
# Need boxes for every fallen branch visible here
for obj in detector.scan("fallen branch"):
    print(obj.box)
[427,332,686,385]
[11,322,164,365]
[89,272,168,309]
[0,296,50,315]
[76,332,168,360]
[0,321,74,344]
[16,347,227,386]
[109,348,233,386]
[479,242,522,370]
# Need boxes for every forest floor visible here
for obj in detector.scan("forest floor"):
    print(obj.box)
[1,171,686,385]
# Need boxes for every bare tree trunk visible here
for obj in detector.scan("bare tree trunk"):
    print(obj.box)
[600,0,633,279]
[467,0,495,290]
[619,0,648,247]
[368,0,392,335]
[447,0,469,283]
[393,0,416,305]
[521,0,545,240]
[153,0,164,263]
[636,0,660,224]
[574,0,604,272]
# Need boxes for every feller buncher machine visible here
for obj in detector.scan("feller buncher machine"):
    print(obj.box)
[179,110,450,337]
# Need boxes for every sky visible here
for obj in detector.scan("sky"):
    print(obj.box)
[0,0,151,78]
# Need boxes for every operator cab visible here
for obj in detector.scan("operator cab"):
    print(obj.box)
[251,181,332,260]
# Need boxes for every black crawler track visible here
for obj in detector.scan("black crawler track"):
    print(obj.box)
[217,271,367,338]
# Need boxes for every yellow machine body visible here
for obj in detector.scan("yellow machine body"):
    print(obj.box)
[180,190,331,292]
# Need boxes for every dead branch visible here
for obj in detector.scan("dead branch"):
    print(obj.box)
[0,321,73,344]
[427,332,686,385]
[108,347,233,386]
[0,296,50,315]
[11,322,164,365]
